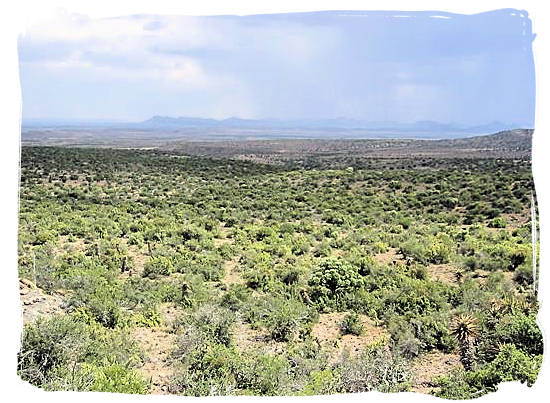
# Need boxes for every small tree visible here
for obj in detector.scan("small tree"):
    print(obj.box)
[308,258,364,309]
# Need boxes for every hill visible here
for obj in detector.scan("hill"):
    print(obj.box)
[162,129,533,166]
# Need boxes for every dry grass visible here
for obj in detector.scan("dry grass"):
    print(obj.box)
[132,303,182,394]
[312,312,388,364]
[222,256,244,286]
[53,235,87,256]
[374,247,401,265]
[427,264,459,285]
[410,351,461,394]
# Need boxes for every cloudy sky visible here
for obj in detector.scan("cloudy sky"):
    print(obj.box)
[19,9,535,125]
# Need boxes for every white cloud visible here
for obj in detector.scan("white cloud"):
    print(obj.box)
[19,12,227,88]
[18,10,534,124]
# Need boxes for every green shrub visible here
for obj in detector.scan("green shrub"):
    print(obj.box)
[300,369,338,395]
[308,258,364,309]
[250,297,317,342]
[435,344,541,399]
[177,304,236,347]
[85,363,149,394]
[236,353,290,395]
[494,313,542,355]
[489,217,507,228]
[143,256,174,278]
[332,342,410,393]
[18,315,144,392]
[340,313,364,336]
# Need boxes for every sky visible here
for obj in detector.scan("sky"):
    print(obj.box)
[18,9,536,126]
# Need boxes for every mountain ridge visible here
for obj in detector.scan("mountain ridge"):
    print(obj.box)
[137,116,525,134]
[22,117,530,138]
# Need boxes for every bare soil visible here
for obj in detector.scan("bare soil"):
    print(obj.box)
[411,351,461,394]
[132,303,182,394]
[222,256,244,286]
[19,278,65,324]
[312,312,388,363]
[374,247,401,265]
[427,264,459,285]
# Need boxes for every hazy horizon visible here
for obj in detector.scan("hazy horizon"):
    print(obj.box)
[19,9,535,127]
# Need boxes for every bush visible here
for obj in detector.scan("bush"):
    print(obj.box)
[33,229,56,245]
[332,342,410,393]
[236,353,290,395]
[308,258,364,309]
[514,265,534,286]
[220,284,250,311]
[171,338,239,396]
[429,235,453,264]
[340,313,364,336]
[410,314,456,352]
[248,296,317,342]
[300,369,338,395]
[435,344,542,399]
[494,313,543,355]
[143,256,174,278]
[68,279,123,328]
[18,315,88,386]
[189,304,236,346]
[489,217,507,228]
[18,315,145,392]
[84,363,149,394]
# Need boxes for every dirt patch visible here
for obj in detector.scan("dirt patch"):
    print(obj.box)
[122,240,149,277]
[222,256,244,286]
[427,264,459,285]
[214,236,234,248]
[411,351,461,394]
[132,303,182,394]
[19,278,65,324]
[374,247,401,265]
[232,319,286,355]
[501,212,530,230]
[312,312,388,363]
[54,235,86,256]
[233,320,266,350]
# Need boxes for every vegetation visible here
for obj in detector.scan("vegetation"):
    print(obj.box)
[17,140,541,397]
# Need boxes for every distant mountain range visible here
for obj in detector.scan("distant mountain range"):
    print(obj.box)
[135,116,525,134]
[21,116,531,139]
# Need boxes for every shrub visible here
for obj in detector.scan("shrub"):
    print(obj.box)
[68,279,123,328]
[143,256,174,278]
[300,369,338,396]
[340,313,364,336]
[411,314,456,352]
[435,344,542,399]
[514,265,534,286]
[261,297,317,342]
[308,258,364,309]
[18,315,88,386]
[18,315,144,392]
[494,313,542,355]
[332,342,410,393]
[429,236,453,264]
[84,363,149,394]
[33,229,56,245]
[236,353,290,395]
[489,217,507,228]
[188,304,236,346]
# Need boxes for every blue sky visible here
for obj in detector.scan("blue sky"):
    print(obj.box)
[19,9,535,126]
